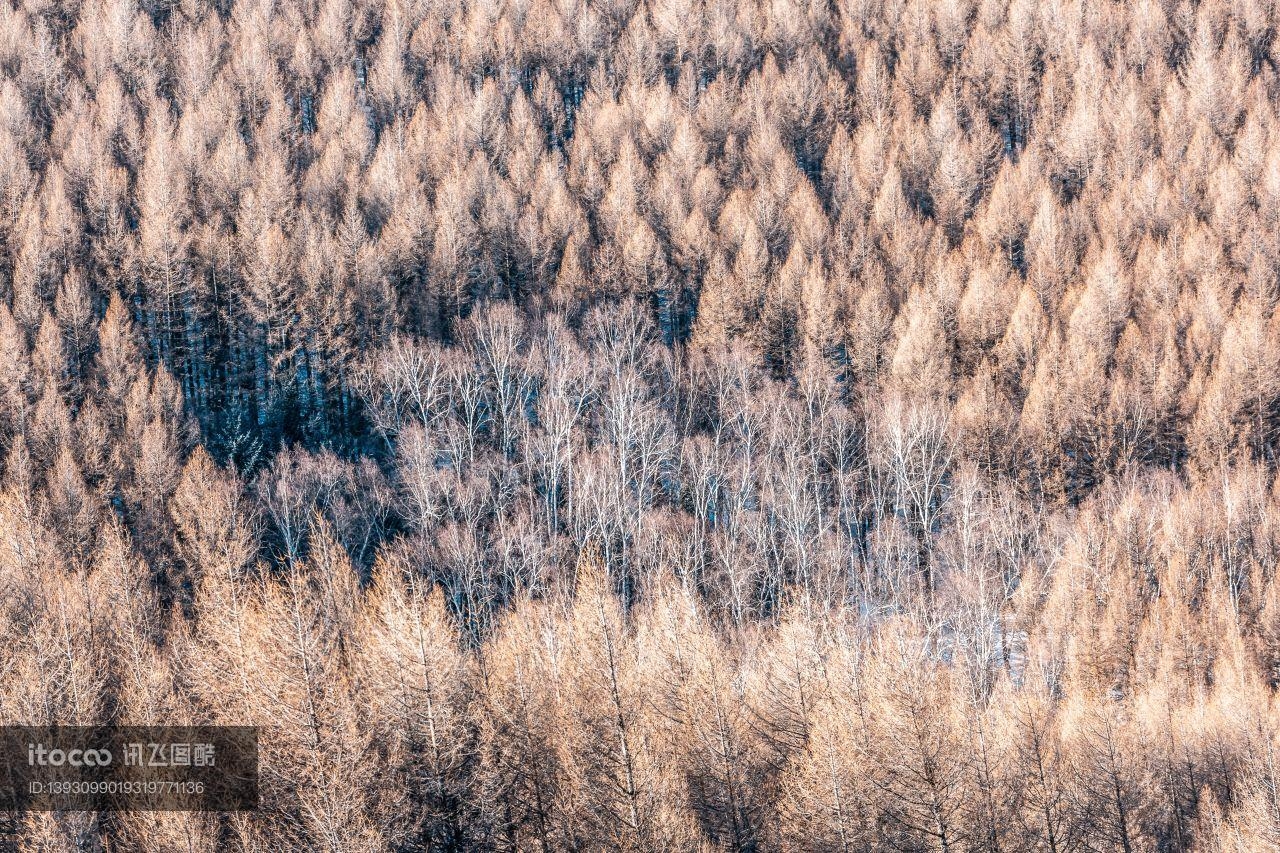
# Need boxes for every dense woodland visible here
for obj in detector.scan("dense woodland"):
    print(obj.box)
[0,0,1280,848]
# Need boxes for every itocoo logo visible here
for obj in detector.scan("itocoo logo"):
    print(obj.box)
[27,743,112,767]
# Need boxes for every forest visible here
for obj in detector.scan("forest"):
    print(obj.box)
[0,0,1279,847]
